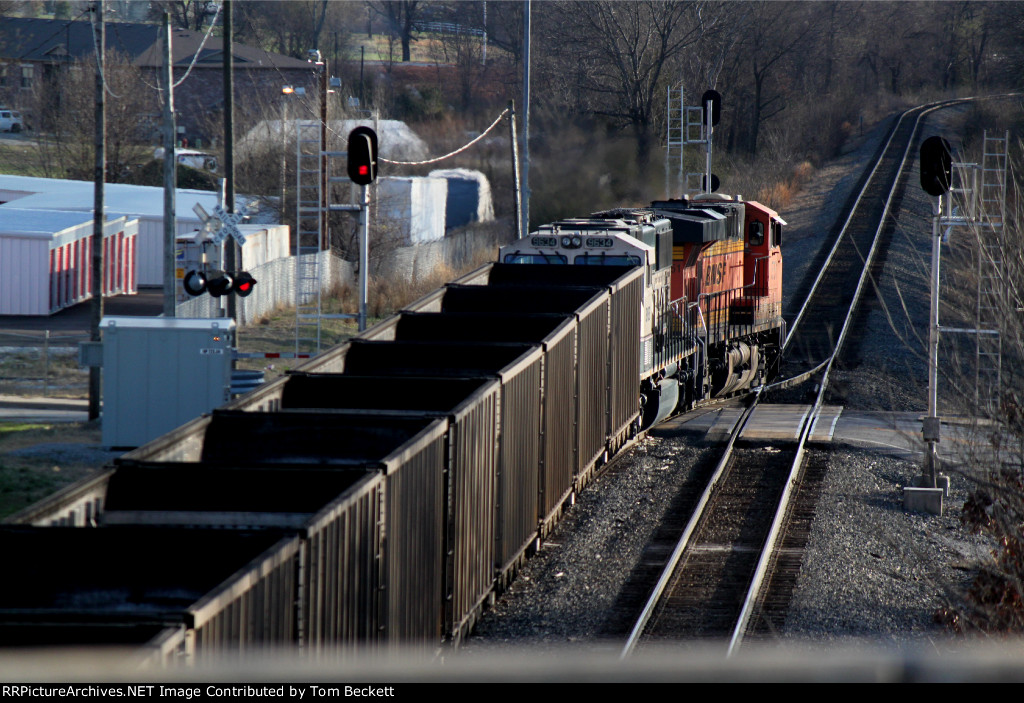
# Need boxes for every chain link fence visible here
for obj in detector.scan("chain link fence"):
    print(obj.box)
[0,331,88,398]
[176,251,353,325]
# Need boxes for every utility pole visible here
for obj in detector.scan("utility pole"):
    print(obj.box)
[162,12,176,317]
[520,0,530,238]
[508,100,522,239]
[223,0,237,322]
[88,0,105,421]
[319,52,328,250]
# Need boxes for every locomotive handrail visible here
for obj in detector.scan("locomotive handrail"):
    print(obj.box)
[744,253,771,297]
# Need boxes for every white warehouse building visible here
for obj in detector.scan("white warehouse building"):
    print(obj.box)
[0,175,240,288]
[0,209,139,315]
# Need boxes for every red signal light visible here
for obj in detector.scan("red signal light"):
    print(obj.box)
[233,271,257,297]
[359,165,368,176]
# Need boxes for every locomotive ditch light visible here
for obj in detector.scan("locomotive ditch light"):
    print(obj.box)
[347,126,378,186]
[920,135,952,197]
[182,270,207,297]
[206,272,234,297]
[233,271,257,298]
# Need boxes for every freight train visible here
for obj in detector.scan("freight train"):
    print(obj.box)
[3,192,784,662]
[500,193,785,428]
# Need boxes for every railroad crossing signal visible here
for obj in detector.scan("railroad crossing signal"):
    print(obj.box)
[206,272,234,297]
[347,126,378,186]
[182,270,207,296]
[182,270,257,298]
[192,202,252,245]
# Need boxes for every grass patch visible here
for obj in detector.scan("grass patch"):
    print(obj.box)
[0,348,88,399]
[0,139,49,177]
[0,423,52,437]
[347,33,449,63]
[0,421,105,519]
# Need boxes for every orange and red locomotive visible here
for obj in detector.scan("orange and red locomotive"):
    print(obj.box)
[499,192,785,428]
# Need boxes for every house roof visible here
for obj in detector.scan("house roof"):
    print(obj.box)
[0,17,310,70]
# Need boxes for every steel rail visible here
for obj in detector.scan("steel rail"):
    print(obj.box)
[783,97,973,353]
[619,385,764,658]
[618,94,1012,656]
[726,100,955,656]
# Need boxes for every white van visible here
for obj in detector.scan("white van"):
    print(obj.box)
[153,147,218,172]
[0,109,23,132]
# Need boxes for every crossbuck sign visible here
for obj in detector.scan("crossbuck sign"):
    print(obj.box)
[192,203,248,246]
[210,204,246,245]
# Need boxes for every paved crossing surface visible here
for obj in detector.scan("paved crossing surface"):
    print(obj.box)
[656,403,987,463]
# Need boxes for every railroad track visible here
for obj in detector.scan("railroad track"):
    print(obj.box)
[779,98,971,386]
[619,99,971,656]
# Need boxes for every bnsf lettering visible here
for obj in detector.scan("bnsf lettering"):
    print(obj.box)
[704,261,726,286]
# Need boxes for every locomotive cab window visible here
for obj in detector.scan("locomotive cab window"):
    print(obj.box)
[503,253,568,264]
[749,221,764,247]
[574,254,642,267]
[771,221,782,247]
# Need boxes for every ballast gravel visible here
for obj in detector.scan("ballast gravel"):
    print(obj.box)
[463,106,997,655]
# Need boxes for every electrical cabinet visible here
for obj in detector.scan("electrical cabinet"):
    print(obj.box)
[101,316,234,448]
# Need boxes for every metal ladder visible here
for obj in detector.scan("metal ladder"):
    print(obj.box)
[664,84,717,198]
[974,130,1007,417]
[665,84,685,200]
[295,121,323,355]
[683,101,709,195]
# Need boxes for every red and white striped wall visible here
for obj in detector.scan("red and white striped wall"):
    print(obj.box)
[0,211,139,315]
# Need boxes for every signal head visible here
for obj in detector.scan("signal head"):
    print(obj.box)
[233,271,257,297]
[701,89,722,127]
[206,272,234,297]
[920,135,952,197]
[347,126,378,186]
[182,270,207,296]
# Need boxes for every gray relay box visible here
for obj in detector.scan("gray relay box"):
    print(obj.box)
[101,316,235,448]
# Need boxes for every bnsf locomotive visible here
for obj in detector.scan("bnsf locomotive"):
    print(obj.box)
[499,193,785,428]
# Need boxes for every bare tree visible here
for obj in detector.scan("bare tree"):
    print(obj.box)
[148,0,217,31]
[545,0,722,168]
[373,0,422,63]
[727,2,818,157]
[939,2,995,89]
[235,0,352,60]
[27,52,156,182]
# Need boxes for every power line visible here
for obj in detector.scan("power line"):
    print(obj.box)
[89,6,121,98]
[173,2,223,89]
[379,108,509,165]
